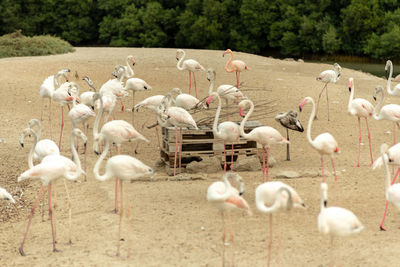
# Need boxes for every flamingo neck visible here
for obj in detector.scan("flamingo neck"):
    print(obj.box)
[305,98,316,147]
[387,61,394,95]
[93,93,104,140]
[28,129,37,169]
[70,130,82,174]
[239,100,253,139]
[93,138,112,181]
[373,88,384,120]
[212,93,222,138]
[256,187,292,214]
[224,51,234,73]
[348,83,355,113]
[126,57,134,78]
[176,51,185,71]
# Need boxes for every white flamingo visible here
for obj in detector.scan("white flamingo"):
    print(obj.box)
[385,60,400,96]
[255,181,305,267]
[101,67,129,112]
[176,49,205,98]
[318,182,363,267]
[93,135,154,257]
[93,92,149,213]
[18,128,86,256]
[299,96,339,204]
[68,82,96,130]
[206,91,240,171]
[207,172,251,267]
[114,55,136,81]
[223,49,248,88]
[238,99,289,183]
[347,77,374,167]
[373,85,400,145]
[80,76,98,110]
[315,63,341,121]
[170,87,201,111]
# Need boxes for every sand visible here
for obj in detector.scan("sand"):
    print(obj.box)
[0,47,397,266]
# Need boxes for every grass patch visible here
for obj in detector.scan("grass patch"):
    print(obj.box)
[0,30,75,58]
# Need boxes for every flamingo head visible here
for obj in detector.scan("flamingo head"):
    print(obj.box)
[205,95,214,107]
[348,77,353,92]
[298,99,309,112]
[239,107,245,117]
[128,55,135,66]
[176,49,184,60]
[385,60,392,73]
[222,49,232,57]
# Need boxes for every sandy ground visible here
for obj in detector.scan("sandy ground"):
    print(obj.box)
[0,47,398,266]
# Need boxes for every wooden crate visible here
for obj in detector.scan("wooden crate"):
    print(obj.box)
[160,120,262,171]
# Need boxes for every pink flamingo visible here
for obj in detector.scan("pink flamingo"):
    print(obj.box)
[93,93,149,213]
[93,134,154,257]
[385,60,400,96]
[170,87,202,111]
[18,128,85,256]
[373,85,400,145]
[158,94,198,176]
[299,97,339,204]
[39,69,70,136]
[238,99,288,183]
[255,181,305,267]
[315,63,341,121]
[206,92,240,171]
[372,143,400,231]
[318,183,363,267]
[347,78,374,167]
[0,187,15,203]
[101,67,129,112]
[207,173,251,267]
[222,49,248,88]
[176,49,205,98]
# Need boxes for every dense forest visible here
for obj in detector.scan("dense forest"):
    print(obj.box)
[1,0,400,60]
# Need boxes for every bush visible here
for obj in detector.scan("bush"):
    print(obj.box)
[0,30,75,58]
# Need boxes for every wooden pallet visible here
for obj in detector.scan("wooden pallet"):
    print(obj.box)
[160,120,262,171]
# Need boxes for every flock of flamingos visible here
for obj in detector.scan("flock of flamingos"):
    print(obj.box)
[1,49,400,266]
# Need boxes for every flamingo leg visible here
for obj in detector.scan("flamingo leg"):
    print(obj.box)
[262,146,266,183]
[268,214,273,267]
[179,128,183,174]
[19,186,46,256]
[277,213,281,266]
[326,84,330,121]
[236,71,240,88]
[174,128,178,176]
[228,213,234,267]
[84,142,87,182]
[120,99,125,112]
[321,156,325,183]
[221,212,226,267]
[188,71,192,95]
[125,185,132,258]
[380,168,400,231]
[53,182,57,244]
[48,184,59,253]
[117,180,123,257]
[231,144,234,171]
[266,147,270,182]
[224,143,227,172]
[353,117,361,167]
[286,129,290,161]
[365,118,374,166]
[193,72,197,98]
[59,106,64,152]
[315,84,327,120]
[331,157,338,205]
[63,180,72,244]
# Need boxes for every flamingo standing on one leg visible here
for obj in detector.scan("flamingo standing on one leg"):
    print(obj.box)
[238,99,288,183]
[299,97,340,204]
[255,181,305,267]
[222,49,248,89]
[372,144,400,231]
[207,173,251,267]
[347,78,374,167]
[176,49,205,98]
[93,93,149,213]
[372,86,400,146]
[318,182,363,267]
[93,136,154,257]
[315,63,341,121]
[206,92,240,171]
[274,110,304,161]
[18,129,85,256]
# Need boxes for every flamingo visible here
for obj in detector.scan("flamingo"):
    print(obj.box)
[385,60,400,96]
[101,67,129,112]
[52,81,77,151]
[206,92,240,171]
[18,128,86,256]
[318,182,363,267]
[207,68,247,119]
[207,172,251,267]
[274,110,304,161]
[158,94,198,176]
[170,87,202,111]
[347,78,374,167]
[39,69,70,132]
[373,85,400,145]
[93,93,149,213]
[255,181,305,267]
[315,63,341,121]
[114,55,135,81]
[0,187,15,203]
[238,99,288,183]
[176,49,205,98]
[93,136,154,257]
[372,144,400,231]
[80,76,97,110]
[299,96,339,204]
[222,49,248,88]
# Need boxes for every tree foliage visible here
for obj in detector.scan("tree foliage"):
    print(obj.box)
[2,0,400,59]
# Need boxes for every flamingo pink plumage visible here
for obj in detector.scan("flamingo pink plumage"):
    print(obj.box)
[238,99,288,183]
[315,63,341,121]
[255,181,305,267]
[223,49,248,88]
[207,172,251,267]
[176,49,205,98]
[206,92,240,171]
[299,97,339,204]
[347,77,374,167]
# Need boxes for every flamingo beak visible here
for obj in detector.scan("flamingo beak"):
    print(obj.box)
[239,107,245,117]
[323,200,327,207]
[205,95,213,108]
